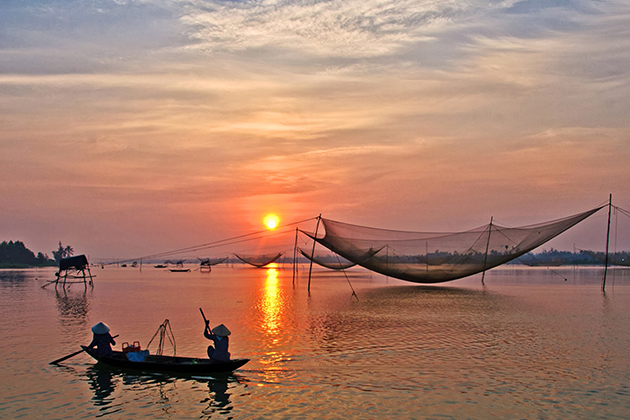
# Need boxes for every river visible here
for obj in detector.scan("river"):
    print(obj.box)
[0,264,628,419]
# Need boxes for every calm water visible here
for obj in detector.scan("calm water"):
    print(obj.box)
[1,265,629,419]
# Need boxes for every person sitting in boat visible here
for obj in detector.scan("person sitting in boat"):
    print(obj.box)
[87,322,116,356]
[204,321,231,362]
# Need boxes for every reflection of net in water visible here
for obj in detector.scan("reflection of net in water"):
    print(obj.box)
[306,206,603,284]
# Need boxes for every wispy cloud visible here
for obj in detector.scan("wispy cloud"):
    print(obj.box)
[180,0,461,58]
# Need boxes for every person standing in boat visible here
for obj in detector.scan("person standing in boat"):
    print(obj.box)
[204,321,231,362]
[87,322,116,356]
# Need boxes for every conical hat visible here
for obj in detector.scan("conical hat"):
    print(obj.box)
[211,324,231,337]
[91,322,110,334]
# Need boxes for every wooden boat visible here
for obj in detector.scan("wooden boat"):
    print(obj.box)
[169,261,190,272]
[82,346,249,374]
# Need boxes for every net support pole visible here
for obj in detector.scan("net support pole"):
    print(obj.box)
[292,228,298,286]
[602,194,612,292]
[481,217,493,285]
[307,215,322,293]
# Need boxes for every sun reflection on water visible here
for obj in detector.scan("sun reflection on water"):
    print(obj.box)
[261,267,281,342]
[256,265,297,385]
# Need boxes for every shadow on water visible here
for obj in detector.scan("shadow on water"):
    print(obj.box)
[362,284,493,299]
[80,363,248,418]
[302,284,519,368]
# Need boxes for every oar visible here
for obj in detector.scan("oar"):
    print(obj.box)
[199,307,210,331]
[50,334,119,365]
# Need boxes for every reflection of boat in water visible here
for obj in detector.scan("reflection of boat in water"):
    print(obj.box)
[82,347,249,374]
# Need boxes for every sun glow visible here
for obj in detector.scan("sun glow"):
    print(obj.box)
[263,214,280,229]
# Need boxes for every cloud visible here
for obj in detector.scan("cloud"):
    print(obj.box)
[1,0,629,255]
[179,0,467,58]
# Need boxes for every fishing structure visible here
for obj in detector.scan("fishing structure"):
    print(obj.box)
[43,254,94,290]
[96,197,628,292]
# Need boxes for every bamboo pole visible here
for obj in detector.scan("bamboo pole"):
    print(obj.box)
[602,194,612,291]
[292,228,298,286]
[481,217,493,285]
[307,215,322,293]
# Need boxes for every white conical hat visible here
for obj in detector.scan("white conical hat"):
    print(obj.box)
[91,322,111,334]
[211,324,231,337]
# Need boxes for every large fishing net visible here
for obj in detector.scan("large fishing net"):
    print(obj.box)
[304,207,603,283]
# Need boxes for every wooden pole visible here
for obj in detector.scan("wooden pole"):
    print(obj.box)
[481,217,493,285]
[292,228,298,286]
[602,194,612,291]
[307,215,322,293]
[86,264,93,287]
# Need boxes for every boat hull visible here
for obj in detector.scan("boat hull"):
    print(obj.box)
[82,347,249,374]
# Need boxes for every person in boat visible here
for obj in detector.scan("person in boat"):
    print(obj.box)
[87,322,116,356]
[204,321,231,362]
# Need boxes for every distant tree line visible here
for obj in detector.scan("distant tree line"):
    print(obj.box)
[0,240,56,268]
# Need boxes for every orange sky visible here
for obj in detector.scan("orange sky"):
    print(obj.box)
[1,0,629,259]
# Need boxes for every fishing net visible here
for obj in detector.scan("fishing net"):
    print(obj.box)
[199,257,228,266]
[304,206,603,283]
[298,248,358,269]
[582,251,630,266]
[146,319,176,356]
[234,252,283,267]
[207,257,229,266]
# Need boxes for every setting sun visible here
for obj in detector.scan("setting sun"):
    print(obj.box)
[263,214,280,229]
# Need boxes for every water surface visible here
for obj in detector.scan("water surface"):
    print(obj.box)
[0,265,629,419]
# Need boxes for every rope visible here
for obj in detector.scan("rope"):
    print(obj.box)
[335,253,359,301]
[103,216,319,265]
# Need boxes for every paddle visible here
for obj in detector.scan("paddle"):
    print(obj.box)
[199,307,209,331]
[50,334,119,365]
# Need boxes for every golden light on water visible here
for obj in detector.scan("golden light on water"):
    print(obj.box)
[261,267,281,339]
[258,265,292,383]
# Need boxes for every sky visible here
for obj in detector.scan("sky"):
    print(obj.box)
[1,0,629,260]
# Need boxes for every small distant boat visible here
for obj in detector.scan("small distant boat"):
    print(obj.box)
[82,346,249,374]
[169,260,190,272]
[154,264,167,268]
